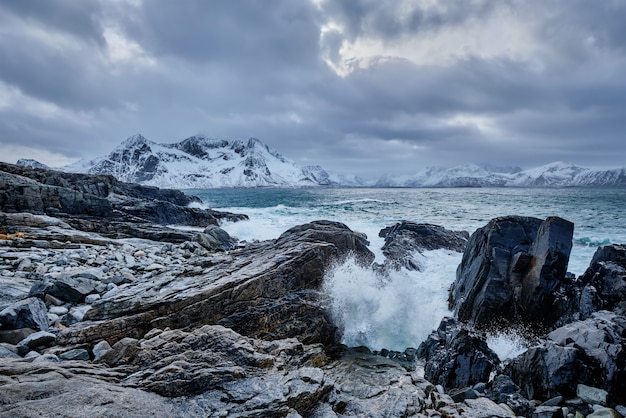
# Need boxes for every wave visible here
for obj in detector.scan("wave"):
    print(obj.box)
[326,198,397,206]
[574,237,613,247]
[322,250,460,351]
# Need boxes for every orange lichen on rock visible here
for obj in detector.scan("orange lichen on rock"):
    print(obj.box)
[0,232,25,240]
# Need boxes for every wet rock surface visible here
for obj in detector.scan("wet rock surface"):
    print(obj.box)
[379,221,469,271]
[449,215,577,330]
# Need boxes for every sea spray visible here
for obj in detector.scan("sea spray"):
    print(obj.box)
[323,249,460,351]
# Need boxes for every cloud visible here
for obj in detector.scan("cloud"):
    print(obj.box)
[0,0,625,176]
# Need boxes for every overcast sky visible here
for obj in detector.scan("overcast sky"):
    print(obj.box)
[1,0,625,177]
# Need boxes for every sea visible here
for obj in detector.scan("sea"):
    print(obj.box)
[186,187,626,359]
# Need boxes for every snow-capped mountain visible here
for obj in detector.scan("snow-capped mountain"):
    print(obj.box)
[378,161,626,188]
[16,158,50,170]
[63,134,332,188]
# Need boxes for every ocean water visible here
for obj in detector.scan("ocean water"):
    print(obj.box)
[188,187,626,357]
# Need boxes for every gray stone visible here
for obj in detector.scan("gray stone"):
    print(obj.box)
[92,340,112,361]
[0,346,20,359]
[48,275,98,303]
[0,297,49,331]
[533,405,563,418]
[587,408,622,418]
[541,396,564,407]
[16,330,56,355]
[577,384,609,406]
[59,348,90,361]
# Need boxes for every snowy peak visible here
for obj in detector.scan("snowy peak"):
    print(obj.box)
[378,161,626,188]
[63,134,331,188]
[16,159,49,169]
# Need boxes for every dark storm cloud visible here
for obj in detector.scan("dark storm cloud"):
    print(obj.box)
[129,0,322,71]
[1,0,626,175]
[0,0,104,43]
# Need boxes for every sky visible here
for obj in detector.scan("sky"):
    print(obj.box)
[1,0,625,177]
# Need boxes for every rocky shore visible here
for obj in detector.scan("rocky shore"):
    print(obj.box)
[1,162,625,417]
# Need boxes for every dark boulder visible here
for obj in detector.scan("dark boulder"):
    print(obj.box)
[194,225,236,251]
[417,317,500,391]
[379,221,469,271]
[449,215,576,330]
[506,311,626,405]
[578,244,626,316]
[0,297,48,331]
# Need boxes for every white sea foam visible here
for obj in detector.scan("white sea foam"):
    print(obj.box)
[486,331,531,361]
[323,249,460,351]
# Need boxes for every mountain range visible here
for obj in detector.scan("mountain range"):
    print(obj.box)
[18,134,626,188]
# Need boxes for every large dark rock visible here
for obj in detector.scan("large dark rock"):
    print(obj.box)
[379,221,469,271]
[0,297,48,332]
[578,244,626,316]
[506,311,626,405]
[417,317,500,391]
[449,215,576,330]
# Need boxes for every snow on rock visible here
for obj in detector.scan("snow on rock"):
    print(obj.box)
[62,134,332,188]
[378,162,626,188]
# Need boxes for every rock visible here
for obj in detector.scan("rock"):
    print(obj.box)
[195,225,236,251]
[0,297,49,331]
[541,396,564,407]
[84,294,101,304]
[48,275,98,303]
[587,408,622,418]
[16,330,56,355]
[0,328,35,345]
[532,405,563,418]
[449,215,576,330]
[61,305,92,325]
[577,384,609,407]
[506,311,626,404]
[417,317,500,391]
[58,348,90,361]
[92,340,112,361]
[378,221,469,271]
[0,346,20,359]
[579,244,626,316]
[462,397,515,417]
[0,161,248,244]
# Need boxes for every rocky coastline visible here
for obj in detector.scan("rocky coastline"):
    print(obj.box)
[1,162,625,417]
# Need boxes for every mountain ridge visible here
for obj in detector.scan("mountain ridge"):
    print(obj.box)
[17,135,626,188]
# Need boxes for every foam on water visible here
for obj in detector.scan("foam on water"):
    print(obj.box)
[323,250,460,351]
[486,331,532,361]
